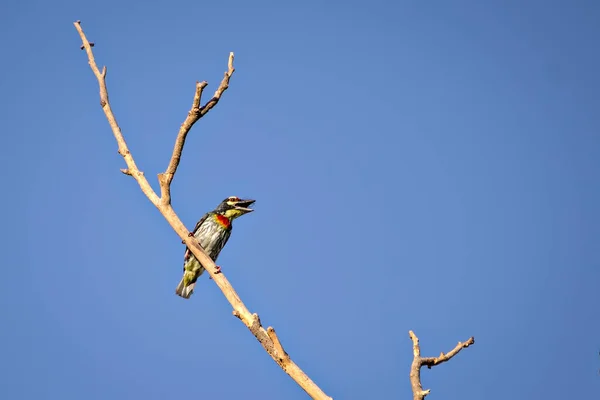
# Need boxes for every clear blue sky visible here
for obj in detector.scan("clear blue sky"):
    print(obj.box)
[2,0,599,399]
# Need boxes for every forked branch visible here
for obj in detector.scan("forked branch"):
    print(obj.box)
[158,53,234,205]
[74,21,331,400]
[408,330,474,400]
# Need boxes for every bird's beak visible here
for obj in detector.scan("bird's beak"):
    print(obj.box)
[233,199,255,213]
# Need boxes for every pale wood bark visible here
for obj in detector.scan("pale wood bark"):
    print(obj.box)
[408,330,474,400]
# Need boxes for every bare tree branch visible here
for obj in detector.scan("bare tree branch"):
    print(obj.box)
[408,330,474,400]
[158,52,235,205]
[158,80,207,205]
[74,21,332,400]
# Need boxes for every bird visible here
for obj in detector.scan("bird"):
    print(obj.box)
[175,196,255,299]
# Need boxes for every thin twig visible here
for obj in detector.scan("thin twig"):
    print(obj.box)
[158,52,234,205]
[200,53,235,117]
[74,22,160,209]
[408,330,474,400]
[74,21,332,400]
[158,80,207,205]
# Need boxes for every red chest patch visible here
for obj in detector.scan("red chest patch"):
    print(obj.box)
[215,214,231,228]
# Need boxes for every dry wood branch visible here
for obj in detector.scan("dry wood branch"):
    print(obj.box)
[74,23,160,208]
[158,80,207,205]
[408,330,474,400]
[158,52,234,205]
[74,21,331,400]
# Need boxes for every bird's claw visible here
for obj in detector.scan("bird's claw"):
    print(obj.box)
[182,232,194,243]
[209,265,222,279]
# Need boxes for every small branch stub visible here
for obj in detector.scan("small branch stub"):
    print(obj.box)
[267,327,289,361]
[408,330,474,400]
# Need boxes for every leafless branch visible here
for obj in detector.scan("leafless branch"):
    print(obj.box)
[158,80,207,205]
[157,52,235,205]
[74,21,332,400]
[408,330,474,400]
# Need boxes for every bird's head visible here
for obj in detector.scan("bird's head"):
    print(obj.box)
[214,196,255,220]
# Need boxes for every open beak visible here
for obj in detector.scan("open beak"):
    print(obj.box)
[233,199,255,213]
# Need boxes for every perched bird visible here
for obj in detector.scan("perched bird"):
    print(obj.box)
[175,196,255,299]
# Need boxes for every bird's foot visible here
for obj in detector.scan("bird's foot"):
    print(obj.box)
[182,232,194,243]
[209,265,222,279]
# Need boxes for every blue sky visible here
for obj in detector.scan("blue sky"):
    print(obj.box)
[2,0,599,399]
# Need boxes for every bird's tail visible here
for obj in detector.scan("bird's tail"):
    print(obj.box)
[175,275,196,299]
